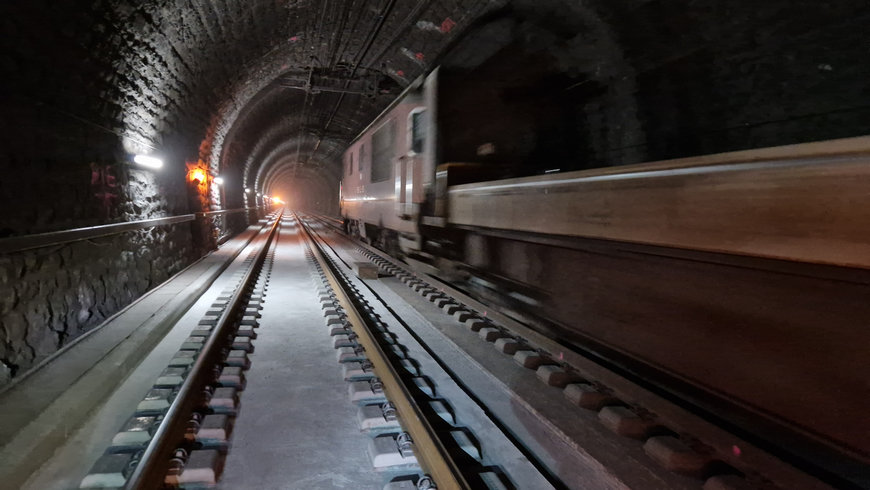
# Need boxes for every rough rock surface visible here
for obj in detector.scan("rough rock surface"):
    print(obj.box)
[0,223,191,381]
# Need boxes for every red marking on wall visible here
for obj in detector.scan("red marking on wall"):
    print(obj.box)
[290,35,299,42]
[732,445,742,457]
[90,163,119,219]
[396,70,405,77]
[400,47,425,66]
[441,17,456,33]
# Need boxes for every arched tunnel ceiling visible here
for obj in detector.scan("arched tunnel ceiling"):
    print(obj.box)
[4,0,867,228]
[6,0,663,230]
[5,0,870,397]
[2,0,503,210]
[204,0,503,198]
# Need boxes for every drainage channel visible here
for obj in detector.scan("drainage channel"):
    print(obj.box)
[298,213,553,490]
[78,212,281,489]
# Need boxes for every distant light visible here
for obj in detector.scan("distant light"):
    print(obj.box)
[133,154,163,168]
[272,196,283,204]
[244,188,251,194]
[214,177,225,185]
[256,193,262,197]
[190,168,206,184]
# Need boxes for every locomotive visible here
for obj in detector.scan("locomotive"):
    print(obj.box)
[340,66,870,271]
[335,9,870,484]
[340,70,433,257]
[339,66,870,477]
[340,67,527,264]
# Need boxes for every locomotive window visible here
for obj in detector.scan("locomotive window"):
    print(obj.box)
[371,119,395,183]
[410,109,426,154]
[359,143,366,173]
[347,151,354,175]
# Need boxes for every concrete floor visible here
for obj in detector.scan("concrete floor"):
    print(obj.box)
[218,218,383,489]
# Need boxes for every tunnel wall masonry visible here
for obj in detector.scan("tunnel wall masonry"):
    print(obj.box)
[2,0,869,387]
[439,1,870,174]
[0,224,193,386]
[0,1,245,386]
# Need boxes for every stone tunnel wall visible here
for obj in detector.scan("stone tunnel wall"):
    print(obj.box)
[0,1,260,386]
[438,0,870,175]
[0,150,218,385]
[0,225,193,385]
[2,0,868,385]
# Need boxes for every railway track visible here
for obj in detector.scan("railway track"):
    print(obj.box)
[74,212,283,489]
[63,212,549,489]
[6,210,858,489]
[301,213,854,490]
[298,212,516,489]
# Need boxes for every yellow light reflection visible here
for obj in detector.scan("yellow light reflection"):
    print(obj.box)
[190,168,206,184]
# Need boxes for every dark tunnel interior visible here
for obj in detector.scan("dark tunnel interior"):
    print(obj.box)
[2,0,869,385]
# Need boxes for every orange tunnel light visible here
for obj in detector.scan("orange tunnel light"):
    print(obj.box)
[190,168,207,184]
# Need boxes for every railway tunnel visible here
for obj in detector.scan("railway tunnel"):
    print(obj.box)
[1,1,869,489]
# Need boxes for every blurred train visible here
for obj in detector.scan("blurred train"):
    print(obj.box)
[340,67,870,484]
[340,68,870,271]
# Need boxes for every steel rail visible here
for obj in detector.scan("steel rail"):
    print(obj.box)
[312,213,852,490]
[297,212,470,490]
[199,207,261,218]
[0,207,263,254]
[312,213,344,230]
[123,210,283,489]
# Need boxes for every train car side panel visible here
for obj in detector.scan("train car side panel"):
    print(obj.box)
[341,93,428,248]
[447,137,870,269]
